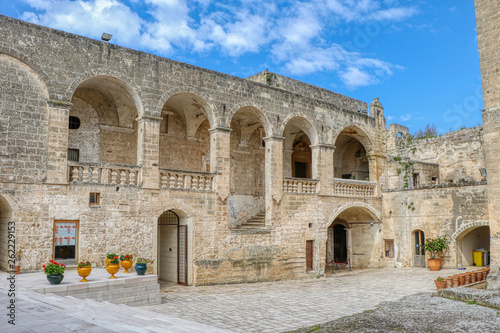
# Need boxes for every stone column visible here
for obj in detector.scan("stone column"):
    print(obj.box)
[209,127,232,202]
[264,136,284,223]
[367,153,385,195]
[310,144,335,195]
[283,149,293,178]
[46,99,71,184]
[137,115,162,189]
[475,0,500,287]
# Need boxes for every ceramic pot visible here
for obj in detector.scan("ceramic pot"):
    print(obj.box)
[106,258,110,266]
[445,278,452,289]
[121,260,133,273]
[434,279,446,291]
[451,277,459,288]
[135,263,147,276]
[471,273,477,283]
[427,258,441,271]
[47,274,64,285]
[77,266,92,282]
[476,271,483,282]
[458,274,465,286]
[465,274,471,285]
[106,263,120,279]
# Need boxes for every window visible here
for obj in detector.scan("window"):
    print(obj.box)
[385,239,395,258]
[68,149,79,162]
[89,193,100,206]
[413,173,420,187]
[69,116,81,129]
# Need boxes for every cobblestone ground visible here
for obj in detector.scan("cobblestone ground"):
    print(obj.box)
[142,267,466,333]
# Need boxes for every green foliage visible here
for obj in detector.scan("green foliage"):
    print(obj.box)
[106,252,118,259]
[310,325,321,332]
[137,257,155,264]
[389,210,392,214]
[77,261,91,268]
[393,156,402,161]
[109,255,120,264]
[424,236,449,259]
[467,299,477,305]
[43,260,66,275]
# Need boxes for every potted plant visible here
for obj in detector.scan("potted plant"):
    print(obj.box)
[136,257,154,276]
[42,260,66,284]
[424,236,449,271]
[106,255,120,279]
[434,276,446,291]
[77,261,92,282]
[120,254,133,273]
[106,252,118,266]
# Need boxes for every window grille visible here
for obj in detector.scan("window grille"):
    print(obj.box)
[158,210,179,225]
[68,149,79,162]
[385,239,395,258]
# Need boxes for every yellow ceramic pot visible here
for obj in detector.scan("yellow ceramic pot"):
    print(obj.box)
[106,263,120,279]
[77,266,92,282]
[121,260,132,273]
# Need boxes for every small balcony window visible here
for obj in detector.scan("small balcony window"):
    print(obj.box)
[68,149,79,162]
[89,193,100,206]
[385,239,394,258]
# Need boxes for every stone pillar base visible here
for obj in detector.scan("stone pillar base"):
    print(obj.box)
[487,271,500,290]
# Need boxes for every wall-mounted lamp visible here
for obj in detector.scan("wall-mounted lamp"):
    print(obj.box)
[370,220,374,226]
[101,33,113,42]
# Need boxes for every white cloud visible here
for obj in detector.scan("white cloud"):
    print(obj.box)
[17,0,418,90]
[400,114,412,121]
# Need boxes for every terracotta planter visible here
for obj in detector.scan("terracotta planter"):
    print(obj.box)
[121,260,133,273]
[435,279,446,291]
[465,273,471,285]
[106,263,120,279]
[471,273,477,283]
[451,276,459,288]
[427,258,441,271]
[77,266,92,282]
[482,268,490,279]
[476,271,483,282]
[458,274,465,286]
[445,278,453,289]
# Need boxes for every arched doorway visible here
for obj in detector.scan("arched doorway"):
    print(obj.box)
[157,210,189,285]
[327,222,349,266]
[413,230,425,267]
[456,226,490,267]
[0,195,13,271]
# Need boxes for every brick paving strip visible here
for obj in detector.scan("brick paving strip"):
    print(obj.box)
[141,267,466,333]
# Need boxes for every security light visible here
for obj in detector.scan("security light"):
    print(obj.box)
[101,33,112,42]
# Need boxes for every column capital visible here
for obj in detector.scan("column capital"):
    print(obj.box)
[263,135,285,142]
[47,99,72,108]
[310,143,336,150]
[136,115,163,123]
[208,126,232,133]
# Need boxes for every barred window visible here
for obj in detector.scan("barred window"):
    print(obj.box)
[68,149,79,162]
[69,116,81,129]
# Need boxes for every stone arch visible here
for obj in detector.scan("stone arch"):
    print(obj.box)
[226,103,272,137]
[451,220,490,242]
[155,88,216,129]
[0,50,51,97]
[326,201,382,227]
[333,125,373,180]
[280,114,319,147]
[333,125,373,151]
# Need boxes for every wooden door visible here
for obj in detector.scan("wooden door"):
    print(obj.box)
[414,230,425,267]
[306,240,313,271]
[178,225,188,285]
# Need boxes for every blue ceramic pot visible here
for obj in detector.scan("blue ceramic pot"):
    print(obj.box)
[135,263,147,275]
[47,274,64,285]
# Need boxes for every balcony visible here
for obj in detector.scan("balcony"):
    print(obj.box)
[68,162,140,186]
[333,178,375,197]
[159,168,215,192]
[283,177,319,194]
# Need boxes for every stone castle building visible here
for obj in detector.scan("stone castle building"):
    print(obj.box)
[0,2,497,286]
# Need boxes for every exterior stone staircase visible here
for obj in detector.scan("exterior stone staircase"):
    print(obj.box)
[231,211,270,234]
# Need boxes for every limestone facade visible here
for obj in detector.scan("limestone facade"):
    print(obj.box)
[0,14,493,285]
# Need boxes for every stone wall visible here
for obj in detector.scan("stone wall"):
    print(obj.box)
[382,183,488,268]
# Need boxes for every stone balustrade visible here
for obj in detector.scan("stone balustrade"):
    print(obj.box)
[333,178,376,197]
[159,168,215,191]
[283,178,319,194]
[68,163,140,185]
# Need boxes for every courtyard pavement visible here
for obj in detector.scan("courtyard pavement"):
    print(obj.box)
[142,267,476,333]
[0,266,483,332]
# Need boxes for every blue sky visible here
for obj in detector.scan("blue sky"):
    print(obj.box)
[0,0,482,134]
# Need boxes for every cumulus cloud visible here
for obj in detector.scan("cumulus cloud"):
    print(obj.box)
[17,0,418,89]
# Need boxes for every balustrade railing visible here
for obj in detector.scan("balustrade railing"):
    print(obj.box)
[68,163,140,185]
[283,178,319,194]
[159,168,215,191]
[333,178,376,197]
